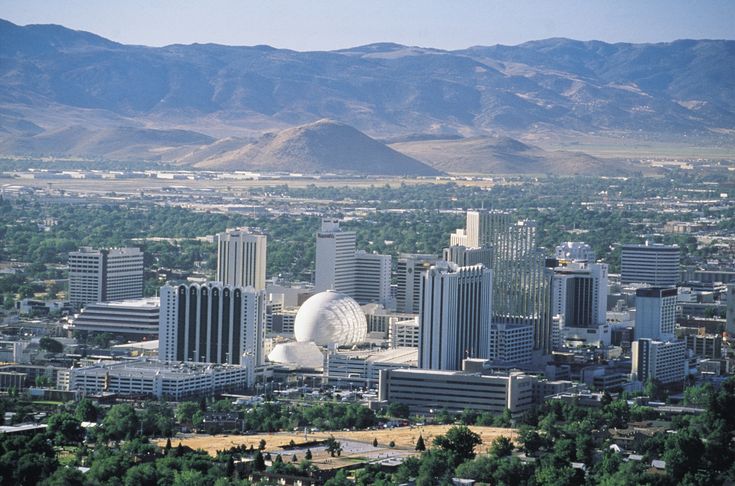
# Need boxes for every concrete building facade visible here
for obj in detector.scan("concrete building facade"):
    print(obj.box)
[68,247,143,308]
[216,228,267,291]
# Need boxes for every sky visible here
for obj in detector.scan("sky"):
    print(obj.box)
[0,0,733,51]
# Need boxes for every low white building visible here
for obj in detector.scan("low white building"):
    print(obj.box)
[66,359,249,399]
[389,318,420,348]
[325,347,417,388]
[70,298,160,336]
[378,368,535,415]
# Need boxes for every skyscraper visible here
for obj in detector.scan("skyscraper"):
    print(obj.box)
[216,228,267,291]
[550,261,608,328]
[418,262,493,370]
[158,282,265,386]
[456,211,553,353]
[621,243,680,287]
[354,250,391,306]
[315,219,356,294]
[443,245,493,268]
[68,247,144,308]
[634,287,677,341]
[396,253,440,314]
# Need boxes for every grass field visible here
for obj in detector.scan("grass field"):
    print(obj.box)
[158,425,516,470]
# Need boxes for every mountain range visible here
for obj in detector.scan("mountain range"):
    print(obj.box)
[1,19,733,174]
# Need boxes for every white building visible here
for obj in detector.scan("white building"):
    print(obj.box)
[158,282,265,387]
[325,347,417,388]
[389,318,420,348]
[315,219,356,294]
[70,298,160,336]
[67,359,249,399]
[396,253,439,313]
[635,287,677,341]
[216,228,267,291]
[551,261,608,328]
[378,368,535,415]
[488,323,533,365]
[419,262,493,370]
[68,247,143,308]
[621,243,680,287]
[555,242,596,262]
[631,339,686,385]
[354,251,391,306]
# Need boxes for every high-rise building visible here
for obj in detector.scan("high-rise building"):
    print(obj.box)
[354,251,391,306]
[456,211,553,353]
[726,284,735,336]
[621,243,680,286]
[550,261,608,328]
[216,228,267,291]
[631,338,686,385]
[488,323,533,365]
[68,247,144,308]
[555,242,596,262]
[634,287,677,341]
[396,253,439,314]
[315,219,356,294]
[443,245,493,268]
[158,282,265,386]
[418,262,493,370]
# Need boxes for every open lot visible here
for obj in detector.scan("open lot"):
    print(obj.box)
[158,425,516,470]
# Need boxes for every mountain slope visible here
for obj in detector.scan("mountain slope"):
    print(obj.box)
[1,19,734,143]
[179,119,441,175]
[390,136,622,175]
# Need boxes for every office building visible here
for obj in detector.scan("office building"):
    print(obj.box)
[555,242,596,262]
[396,253,439,313]
[631,339,686,385]
[419,262,493,370]
[70,298,160,337]
[454,211,553,353]
[621,243,680,286]
[67,359,248,399]
[488,323,534,365]
[158,282,265,386]
[68,247,143,308]
[551,261,608,328]
[378,368,536,415]
[315,219,356,294]
[389,318,420,348]
[216,228,267,291]
[685,333,722,359]
[635,287,677,341]
[727,284,735,336]
[354,251,391,306]
[443,245,493,268]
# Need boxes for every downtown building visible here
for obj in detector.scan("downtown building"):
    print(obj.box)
[452,210,553,354]
[68,247,144,308]
[315,219,391,306]
[396,253,440,313]
[216,228,267,291]
[158,282,266,386]
[621,242,680,287]
[418,262,493,370]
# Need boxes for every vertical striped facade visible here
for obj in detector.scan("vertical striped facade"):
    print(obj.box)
[159,283,265,386]
[419,263,492,370]
[216,229,267,291]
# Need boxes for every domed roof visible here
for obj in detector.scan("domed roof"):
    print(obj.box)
[268,342,325,369]
[294,291,367,346]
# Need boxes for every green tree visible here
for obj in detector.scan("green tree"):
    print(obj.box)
[175,401,199,425]
[75,398,99,422]
[415,434,426,451]
[39,337,63,354]
[325,436,342,457]
[253,451,266,471]
[489,435,514,458]
[305,449,312,460]
[324,470,351,486]
[372,437,378,447]
[101,403,139,441]
[387,402,410,419]
[47,412,84,445]
[433,425,482,466]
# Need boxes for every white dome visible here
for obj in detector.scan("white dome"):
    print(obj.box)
[294,291,367,346]
[268,342,325,369]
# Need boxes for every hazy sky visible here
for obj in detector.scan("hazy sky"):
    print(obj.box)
[1,0,733,51]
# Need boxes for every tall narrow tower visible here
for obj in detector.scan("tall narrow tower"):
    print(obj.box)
[315,219,356,294]
[216,228,267,291]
